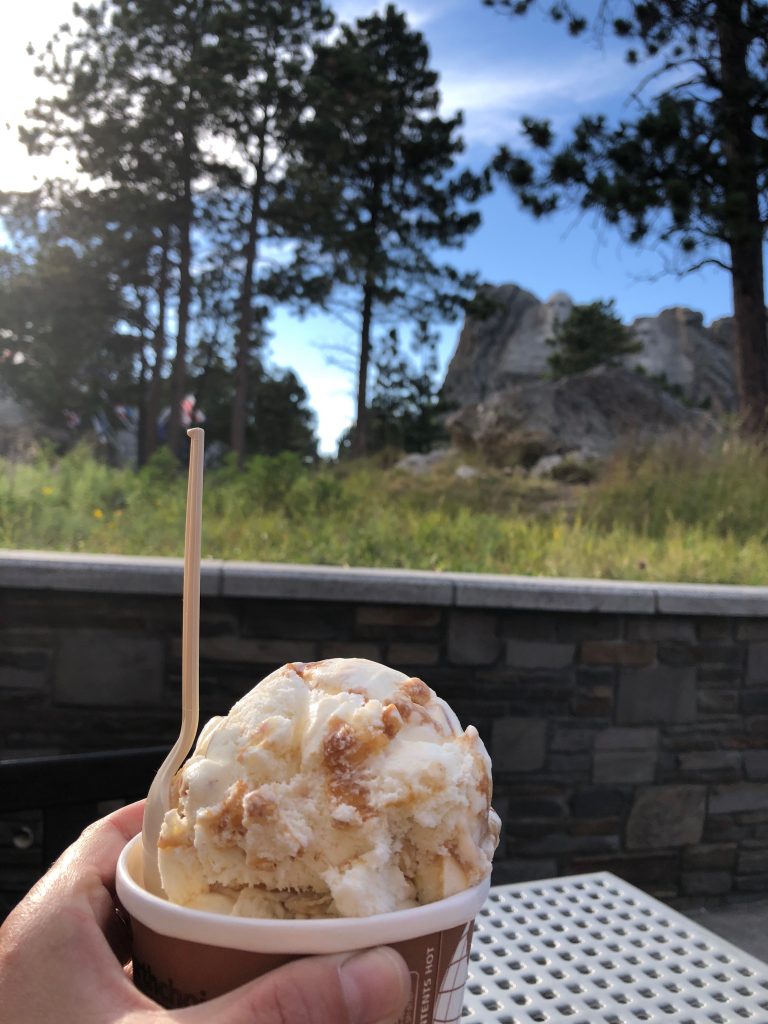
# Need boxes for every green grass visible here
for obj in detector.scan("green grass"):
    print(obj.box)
[3,437,768,584]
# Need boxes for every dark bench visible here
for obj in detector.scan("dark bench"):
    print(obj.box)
[0,748,165,919]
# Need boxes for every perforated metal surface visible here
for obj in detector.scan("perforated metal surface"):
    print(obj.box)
[463,872,768,1023]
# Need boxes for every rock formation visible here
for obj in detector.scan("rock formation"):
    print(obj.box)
[0,382,39,458]
[443,284,739,466]
[448,366,712,466]
[445,285,573,405]
[625,307,738,414]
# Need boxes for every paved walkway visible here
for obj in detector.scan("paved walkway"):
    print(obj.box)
[688,900,768,963]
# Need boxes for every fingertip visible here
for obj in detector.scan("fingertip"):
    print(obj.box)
[105,799,146,841]
[339,946,411,1023]
[176,946,412,1024]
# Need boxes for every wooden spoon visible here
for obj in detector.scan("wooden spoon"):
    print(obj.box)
[142,427,204,896]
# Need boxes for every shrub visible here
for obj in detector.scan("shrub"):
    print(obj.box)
[548,299,641,377]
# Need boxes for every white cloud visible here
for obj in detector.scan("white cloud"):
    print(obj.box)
[334,0,457,29]
[440,51,638,145]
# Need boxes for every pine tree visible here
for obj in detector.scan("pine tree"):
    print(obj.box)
[202,0,333,466]
[487,0,768,432]
[338,321,448,456]
[0,185,137,430]
[279,4,482,456]
[191,347,318,459]
[547,300,641,378]
[24,0,219,454]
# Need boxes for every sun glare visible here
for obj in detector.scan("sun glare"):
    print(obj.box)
[0,2,74,193]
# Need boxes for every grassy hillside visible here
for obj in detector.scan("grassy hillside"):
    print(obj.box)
[2,438,768,584]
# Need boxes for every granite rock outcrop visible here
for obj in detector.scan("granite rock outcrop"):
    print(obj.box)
[448,366,713,466]
[0,382,39,458]
[443,284,738,465]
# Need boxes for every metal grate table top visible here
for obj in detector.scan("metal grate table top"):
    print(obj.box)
[463,872,768,1023]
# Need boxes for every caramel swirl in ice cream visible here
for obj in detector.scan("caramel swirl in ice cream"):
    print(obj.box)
[158,658,500,918]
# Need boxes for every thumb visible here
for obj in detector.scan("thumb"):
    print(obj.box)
[174,946,410,1024]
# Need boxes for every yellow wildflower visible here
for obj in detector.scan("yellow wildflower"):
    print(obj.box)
[92,508,104,520]
[41,486,54,496]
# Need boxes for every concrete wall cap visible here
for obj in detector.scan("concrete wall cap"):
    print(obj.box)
[2,550,768,614]
[450,572,657,613]
[0,549,223,596]
[656,582,768,617]
[221,561,454,605]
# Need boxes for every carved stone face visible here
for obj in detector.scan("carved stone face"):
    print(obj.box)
[545,291,573,326]
[632,321,656,351]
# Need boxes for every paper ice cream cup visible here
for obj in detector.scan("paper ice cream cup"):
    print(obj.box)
[117,835,489,1022]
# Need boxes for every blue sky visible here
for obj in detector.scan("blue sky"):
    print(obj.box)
[271,0,737,451]
[1,1,743,452]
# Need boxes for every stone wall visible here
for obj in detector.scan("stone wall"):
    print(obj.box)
[3,551,768,907]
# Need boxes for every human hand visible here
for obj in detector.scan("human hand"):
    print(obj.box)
[0,801,410,1023]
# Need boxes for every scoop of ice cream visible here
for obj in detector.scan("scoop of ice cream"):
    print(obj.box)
[158,658,500,918]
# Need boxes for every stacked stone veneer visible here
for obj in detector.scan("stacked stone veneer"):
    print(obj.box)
[3,551,768,905]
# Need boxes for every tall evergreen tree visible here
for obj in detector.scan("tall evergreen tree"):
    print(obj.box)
[338,321,448,456]
[204,0,333,466]
[279,4,482,455]
[0,185,138,430]
[191,347,318,459]
[24,0,219,454]
[486,0,768,432]
[547,300,641,378]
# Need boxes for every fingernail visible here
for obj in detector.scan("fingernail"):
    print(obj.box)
[339,947,410,1023]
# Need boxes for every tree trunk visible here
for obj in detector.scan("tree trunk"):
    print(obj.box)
[167,128,194,456]
[143,229,171,462]
[351,177,383,457]
[717,2,768,433]
[231,125,268,467]
[351,275,375,456]
[136,289,150,468]
[729,238,767,433]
